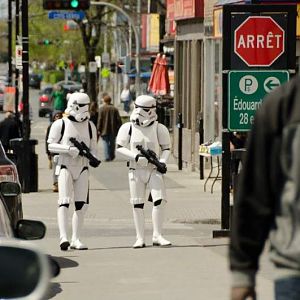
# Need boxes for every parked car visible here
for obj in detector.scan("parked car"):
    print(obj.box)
[0,181,41,238]
[0,181,60,299]
[0,240,52,300]
[29,73,42,89]
[0,74,9,87]
[39,81,83,118]
[38,85,53,117]
[0,141,23,228]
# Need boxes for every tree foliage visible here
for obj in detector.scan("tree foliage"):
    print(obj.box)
[28,0,86,66]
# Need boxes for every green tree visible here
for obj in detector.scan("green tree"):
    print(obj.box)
[0,21,8,62]
[28,0,86,66]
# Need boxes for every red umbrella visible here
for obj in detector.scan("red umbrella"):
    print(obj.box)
[148,53,170,96]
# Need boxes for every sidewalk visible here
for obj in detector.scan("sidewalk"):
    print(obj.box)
[22,118,274,300]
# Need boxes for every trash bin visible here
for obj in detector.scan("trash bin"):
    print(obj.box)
[9,138,38,193]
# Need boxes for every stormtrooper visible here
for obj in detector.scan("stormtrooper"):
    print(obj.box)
[116,95,171,248]
[47,92,99,251]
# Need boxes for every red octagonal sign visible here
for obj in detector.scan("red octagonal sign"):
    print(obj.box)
[234,16,285,67]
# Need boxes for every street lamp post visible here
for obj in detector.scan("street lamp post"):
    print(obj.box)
[13,0,38,194]
[15,0,20,121]
[90,1,141,96]
[8,0,13,85]
[21,0,29,141]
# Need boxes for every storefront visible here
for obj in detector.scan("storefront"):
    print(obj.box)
[171,0,204,170]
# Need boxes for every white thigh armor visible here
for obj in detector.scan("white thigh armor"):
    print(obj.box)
[58,167,89,205]
[116,121,170,204]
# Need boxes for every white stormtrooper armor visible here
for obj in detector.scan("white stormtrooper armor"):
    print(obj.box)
[116,95,171,248]
[47,92,99,251]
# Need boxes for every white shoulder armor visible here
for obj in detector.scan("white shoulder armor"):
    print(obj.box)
[157,123,171,163]
[116,122,136,160]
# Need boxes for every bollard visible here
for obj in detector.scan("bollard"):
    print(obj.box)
[198,115,204,180]
[177,113,183,170]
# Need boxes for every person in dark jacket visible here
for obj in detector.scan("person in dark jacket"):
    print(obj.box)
[45,111,63,192]
[0,111,21,152]
[230,76,300,300]
[97,94,122,161]
[89,101,99,140]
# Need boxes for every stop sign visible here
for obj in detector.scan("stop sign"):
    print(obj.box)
[234,16,285,67]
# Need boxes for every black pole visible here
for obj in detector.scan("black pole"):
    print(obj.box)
[21,0,30,141]
[221,131,231,230]
[199,113,204,180]
[8,0,13,85]
[15,0,20,123]
[19,0,32,193]
[177,113,183,170]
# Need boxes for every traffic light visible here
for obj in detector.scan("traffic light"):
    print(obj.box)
[43,0,90,10]
[38,39,52,45]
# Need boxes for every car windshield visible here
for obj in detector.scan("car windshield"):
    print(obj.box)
[40,87,52,95]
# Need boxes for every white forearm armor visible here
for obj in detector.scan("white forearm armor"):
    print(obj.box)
[116,146,137,161]
[48,143,71,154]
[159,148,170,164]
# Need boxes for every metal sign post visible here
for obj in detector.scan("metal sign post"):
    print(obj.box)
[213,4,296,238]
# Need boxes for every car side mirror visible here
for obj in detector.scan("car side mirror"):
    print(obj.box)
[0,241,51,299]
[15,219,46,240]
[0,181,21,197]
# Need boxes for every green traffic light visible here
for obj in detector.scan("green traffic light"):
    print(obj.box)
[70,0,79,8]
[44,39,50,45]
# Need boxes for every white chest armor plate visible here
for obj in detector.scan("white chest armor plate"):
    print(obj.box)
[59,118,91,167]
[130,122,159,157]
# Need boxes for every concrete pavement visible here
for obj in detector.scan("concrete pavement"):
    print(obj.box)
[21,118,275,300]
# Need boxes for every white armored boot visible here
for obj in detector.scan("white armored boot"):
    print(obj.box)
[71,204,88,250]
[132,207,145,248]
[152,201,171,247]
[57,206,70,251]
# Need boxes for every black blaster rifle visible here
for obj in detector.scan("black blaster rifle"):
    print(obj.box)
[69,137,101,168]
[136,145,167,174]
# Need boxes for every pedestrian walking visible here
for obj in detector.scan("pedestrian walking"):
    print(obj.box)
[120,85,132,113]
[116,95,171,248]
[0,111,21,152]
[51,84,65,113]
[97,94,122,161]
[230,76,300,300]
[45,111,63,192]
[89,101,99,140]
[47,92,100,251]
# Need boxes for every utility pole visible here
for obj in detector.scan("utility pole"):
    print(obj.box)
[21,0,29,141]
[8,0,13,85]
[15,0,20,122]
[136,0,141,96]
[91,2,141,96]
[14,0,38,194]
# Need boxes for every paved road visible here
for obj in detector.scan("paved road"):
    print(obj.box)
[17,112,276,300]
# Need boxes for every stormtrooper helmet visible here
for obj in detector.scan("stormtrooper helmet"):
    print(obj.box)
[130,95,157,127]
[65,92,90,122]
